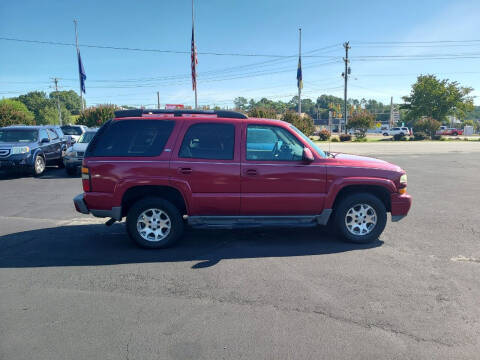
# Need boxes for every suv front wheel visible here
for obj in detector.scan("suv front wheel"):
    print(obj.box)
[333,193,387,243]
[126,197,184,248]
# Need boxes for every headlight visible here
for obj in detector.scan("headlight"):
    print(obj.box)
[11,146,30,155]
[400,174,407,184]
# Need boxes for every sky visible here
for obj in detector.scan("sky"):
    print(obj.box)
[1,0,480,109]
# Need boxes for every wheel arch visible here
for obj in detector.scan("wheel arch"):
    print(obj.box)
[329,183,393,213]
[121,185,188,217]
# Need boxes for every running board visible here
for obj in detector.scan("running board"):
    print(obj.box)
[188,209,332,229]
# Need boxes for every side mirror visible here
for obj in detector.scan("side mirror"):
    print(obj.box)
[302,147,314,162]
[40,138,50,143]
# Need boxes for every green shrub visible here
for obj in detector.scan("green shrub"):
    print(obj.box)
[432,134,443,141]
[413,131,427,141]
[318,128,331,141]
[339,134,351,142]
[248,106,277,119]
[331,137,339,142]
[77,104,117,127]
[0,99,35,126]
[413,117,441,138]
[281,111,315,136]
[353,137,367,142]
[393,133,407,141]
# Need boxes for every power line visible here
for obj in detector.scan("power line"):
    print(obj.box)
[0,36,340,58]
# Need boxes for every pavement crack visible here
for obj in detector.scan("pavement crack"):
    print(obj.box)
[308,307,453,347]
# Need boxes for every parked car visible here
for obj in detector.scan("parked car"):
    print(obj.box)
[0,125,65,176]
[73,109,412,248]
[64,129,98,175]
[383,127,411,136]
[436,126,463,136]
[52,125,75,148]
[60,125,88,143]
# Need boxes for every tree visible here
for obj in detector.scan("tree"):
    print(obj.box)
[49,90,83,115]
[0,99,35,127]
[233,97,248,111]
[347,110,375,138]
[77,105,117,127]
[17,91,51,121]
[402,75,474,123]
[248,106,277,119]
[413,117,441,138]
[37,104,72,125]
[281,111,314,136]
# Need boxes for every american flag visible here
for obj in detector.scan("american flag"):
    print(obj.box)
[191,27,198,91]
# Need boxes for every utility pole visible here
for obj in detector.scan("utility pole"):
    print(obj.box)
[73,20,84,112]
[52,77,63,125]
[389,96,394,128]
[157,91,160,109]
[298,28,302,115]
[342,41,350,134]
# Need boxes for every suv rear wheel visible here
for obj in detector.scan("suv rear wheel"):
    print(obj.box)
[126,197,184,248]
[333,193,387,243]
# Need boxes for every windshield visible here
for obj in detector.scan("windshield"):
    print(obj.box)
[290,125,326,158]
[61,126,83,135]
[78,132,96,143]
[0,129,38,143]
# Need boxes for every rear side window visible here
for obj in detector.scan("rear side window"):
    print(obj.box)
[90,120,175,157]
[47,129,59,140]
[179,123,235,160]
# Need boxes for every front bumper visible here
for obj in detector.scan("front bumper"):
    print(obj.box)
[64,156,83,168]
[73,193,122,221]
[0,154,34,170]
[390,193,412,222]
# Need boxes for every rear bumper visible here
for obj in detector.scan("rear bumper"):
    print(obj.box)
[390,193,412,222]
[73,193,122,220]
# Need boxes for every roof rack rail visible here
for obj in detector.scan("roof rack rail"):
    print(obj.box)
[114,109,248,119]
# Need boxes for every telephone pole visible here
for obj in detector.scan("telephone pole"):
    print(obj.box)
[342,41,350,134]
[157,91,160,109]
[52,77,63,125]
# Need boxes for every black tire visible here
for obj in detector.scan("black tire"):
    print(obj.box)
[66,166,76,176]
[126,197,184,249]
[333,192,387,243]
[452,132,458,136]
[383,133,388,136]
[32,155,46,177]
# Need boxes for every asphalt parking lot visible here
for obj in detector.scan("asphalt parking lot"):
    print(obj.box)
[1,143,480,359]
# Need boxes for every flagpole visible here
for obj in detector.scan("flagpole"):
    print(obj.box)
[74,19,84,112]
[298,28,302,115]
[192,0,198,109]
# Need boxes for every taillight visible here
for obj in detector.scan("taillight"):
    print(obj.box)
[81,166,91,192]
[398,173,407,194]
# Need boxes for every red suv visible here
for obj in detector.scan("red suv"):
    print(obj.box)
[73,109,411,248]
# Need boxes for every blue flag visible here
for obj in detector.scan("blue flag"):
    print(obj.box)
[297,56,303,90]
[77,51,86,94]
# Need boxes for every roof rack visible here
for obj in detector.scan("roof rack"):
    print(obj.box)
[114,109,248,119]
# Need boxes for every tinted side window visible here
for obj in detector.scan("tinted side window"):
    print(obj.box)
[246,125,303,161]
[179,123,235,160]
[91,120,175,157]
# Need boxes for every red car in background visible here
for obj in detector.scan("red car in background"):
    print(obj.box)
[436,126,463,136]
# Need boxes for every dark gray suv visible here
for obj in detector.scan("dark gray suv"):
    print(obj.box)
[0,126,66,176]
